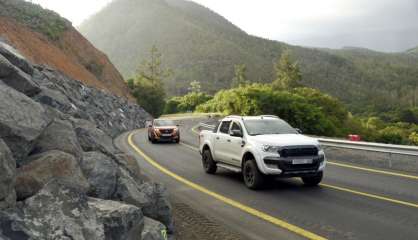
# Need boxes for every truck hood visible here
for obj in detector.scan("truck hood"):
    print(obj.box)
[248,134,319,147]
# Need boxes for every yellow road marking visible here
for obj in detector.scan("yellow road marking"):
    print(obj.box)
[177,141,418,209]
[128,131,327,240]
[327,162,418,180]
[319,184,418,208]
[192,124,418,181]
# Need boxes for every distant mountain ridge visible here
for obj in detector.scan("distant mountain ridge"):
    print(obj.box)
[80,0,418,112]
[0,0,134,100]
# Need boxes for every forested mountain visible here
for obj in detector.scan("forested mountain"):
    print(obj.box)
[80,0,418,112]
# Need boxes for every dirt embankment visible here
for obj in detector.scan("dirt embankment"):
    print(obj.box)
[0,17,134,101]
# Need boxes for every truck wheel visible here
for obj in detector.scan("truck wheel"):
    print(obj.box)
[202,149,217,174]
[243,159,265,190]
[302,172,323,186]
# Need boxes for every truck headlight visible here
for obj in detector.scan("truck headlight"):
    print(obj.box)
[262,145,280,153]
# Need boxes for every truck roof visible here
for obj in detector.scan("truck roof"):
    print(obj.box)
[223,115,280,121]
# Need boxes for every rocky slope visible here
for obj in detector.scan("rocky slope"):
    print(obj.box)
[0,41,172,239]
[0,0,134,101]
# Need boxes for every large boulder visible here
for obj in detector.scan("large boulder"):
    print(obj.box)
[34,86,74,114]
[142,217,167,240]
[0,41,34,75]
[81,151,118,199]
[115,153,145,184]
[73,118,117,154]
[31,118,83,161]
[88,198,144,240]
[0,179,105,240]
[0,83,49,163]
[15,150,88,200]
[0,54,40,97]
[113,169,173,232]
[0,139,16,210]
[138,182,174,233]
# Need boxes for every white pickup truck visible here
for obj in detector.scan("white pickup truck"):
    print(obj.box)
[199,115,326,189]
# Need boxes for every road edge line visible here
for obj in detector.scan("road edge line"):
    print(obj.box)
[193,124,418,180]
[128,131,327,240]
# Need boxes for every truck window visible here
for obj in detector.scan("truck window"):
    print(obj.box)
[219,121,231,134]
[230,122,242,132]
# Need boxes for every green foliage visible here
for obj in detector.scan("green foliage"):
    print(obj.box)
[398,108,418,124]
[409,132,418,146]
[231,64,248,87]
[197,84,349,136]
[164,92,212,114]
[0,0,70,40]
[375,126,406,145]
[128,46,169,117]
[128,78,166,117]
[272,50,302,90]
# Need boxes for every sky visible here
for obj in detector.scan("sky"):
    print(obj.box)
[29,0,418,52]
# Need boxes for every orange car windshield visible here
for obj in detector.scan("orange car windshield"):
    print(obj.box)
[154,120,175,127]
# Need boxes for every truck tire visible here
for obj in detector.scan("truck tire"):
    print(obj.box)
[243,159,265,190]
[202,149,217,174]
[302,172,323,186]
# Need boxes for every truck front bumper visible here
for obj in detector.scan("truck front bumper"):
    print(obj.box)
[261,155,326,177]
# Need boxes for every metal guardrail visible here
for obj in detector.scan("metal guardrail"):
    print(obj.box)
[198,123,418,157]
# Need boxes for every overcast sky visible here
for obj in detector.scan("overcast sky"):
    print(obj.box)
[30,0,418,52]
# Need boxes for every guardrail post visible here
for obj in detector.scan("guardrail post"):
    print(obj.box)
[388,152,392,168]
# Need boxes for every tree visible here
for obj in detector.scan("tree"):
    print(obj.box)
[128,46,170,117]
[188,80,202,93]
[272,50,302,90]
[231,64,248,87]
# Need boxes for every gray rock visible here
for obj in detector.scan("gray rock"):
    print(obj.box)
[81,152,118,199]
[115,153,145,183]
[0,41,34,75]
[0,139,16,210]
[73,118,117,154]
[142,217,168,240]
[31,118,83,161]
[0,209,31,240]
[138,182,174,233]
[0,83,49,164]
[113,167,150,206]
[0,54,40,97]
[88,198,144,240]
[113,169,173,232]
[15,150,89,200]
[1,179,105,240]
[34,87,73,113]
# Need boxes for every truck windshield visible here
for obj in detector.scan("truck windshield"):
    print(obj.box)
[154,120,175,126]
[243,119,298,136]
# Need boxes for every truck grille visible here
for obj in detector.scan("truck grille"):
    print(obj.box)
[159,129,173,134]
[280,147,318,158]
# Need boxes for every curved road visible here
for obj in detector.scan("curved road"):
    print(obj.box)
[116,118,418,240]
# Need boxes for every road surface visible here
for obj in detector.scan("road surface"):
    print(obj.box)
[115,118,418,240]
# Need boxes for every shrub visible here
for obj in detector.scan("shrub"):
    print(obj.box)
[376,126,406,145]
[196,84,347,136]
[409,132,418,146]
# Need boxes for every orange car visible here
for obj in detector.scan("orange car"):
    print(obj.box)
[148,119,180,143]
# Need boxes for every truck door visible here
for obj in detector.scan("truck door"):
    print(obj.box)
[213,120,231,163]
[225,121,244,166]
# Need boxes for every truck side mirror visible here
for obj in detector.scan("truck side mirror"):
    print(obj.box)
[230,129,243,138]
[295,128,302,134]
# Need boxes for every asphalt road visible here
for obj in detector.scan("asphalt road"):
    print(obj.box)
[116,118,418,240]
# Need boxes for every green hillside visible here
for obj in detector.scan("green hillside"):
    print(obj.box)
[80,0,418,113]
